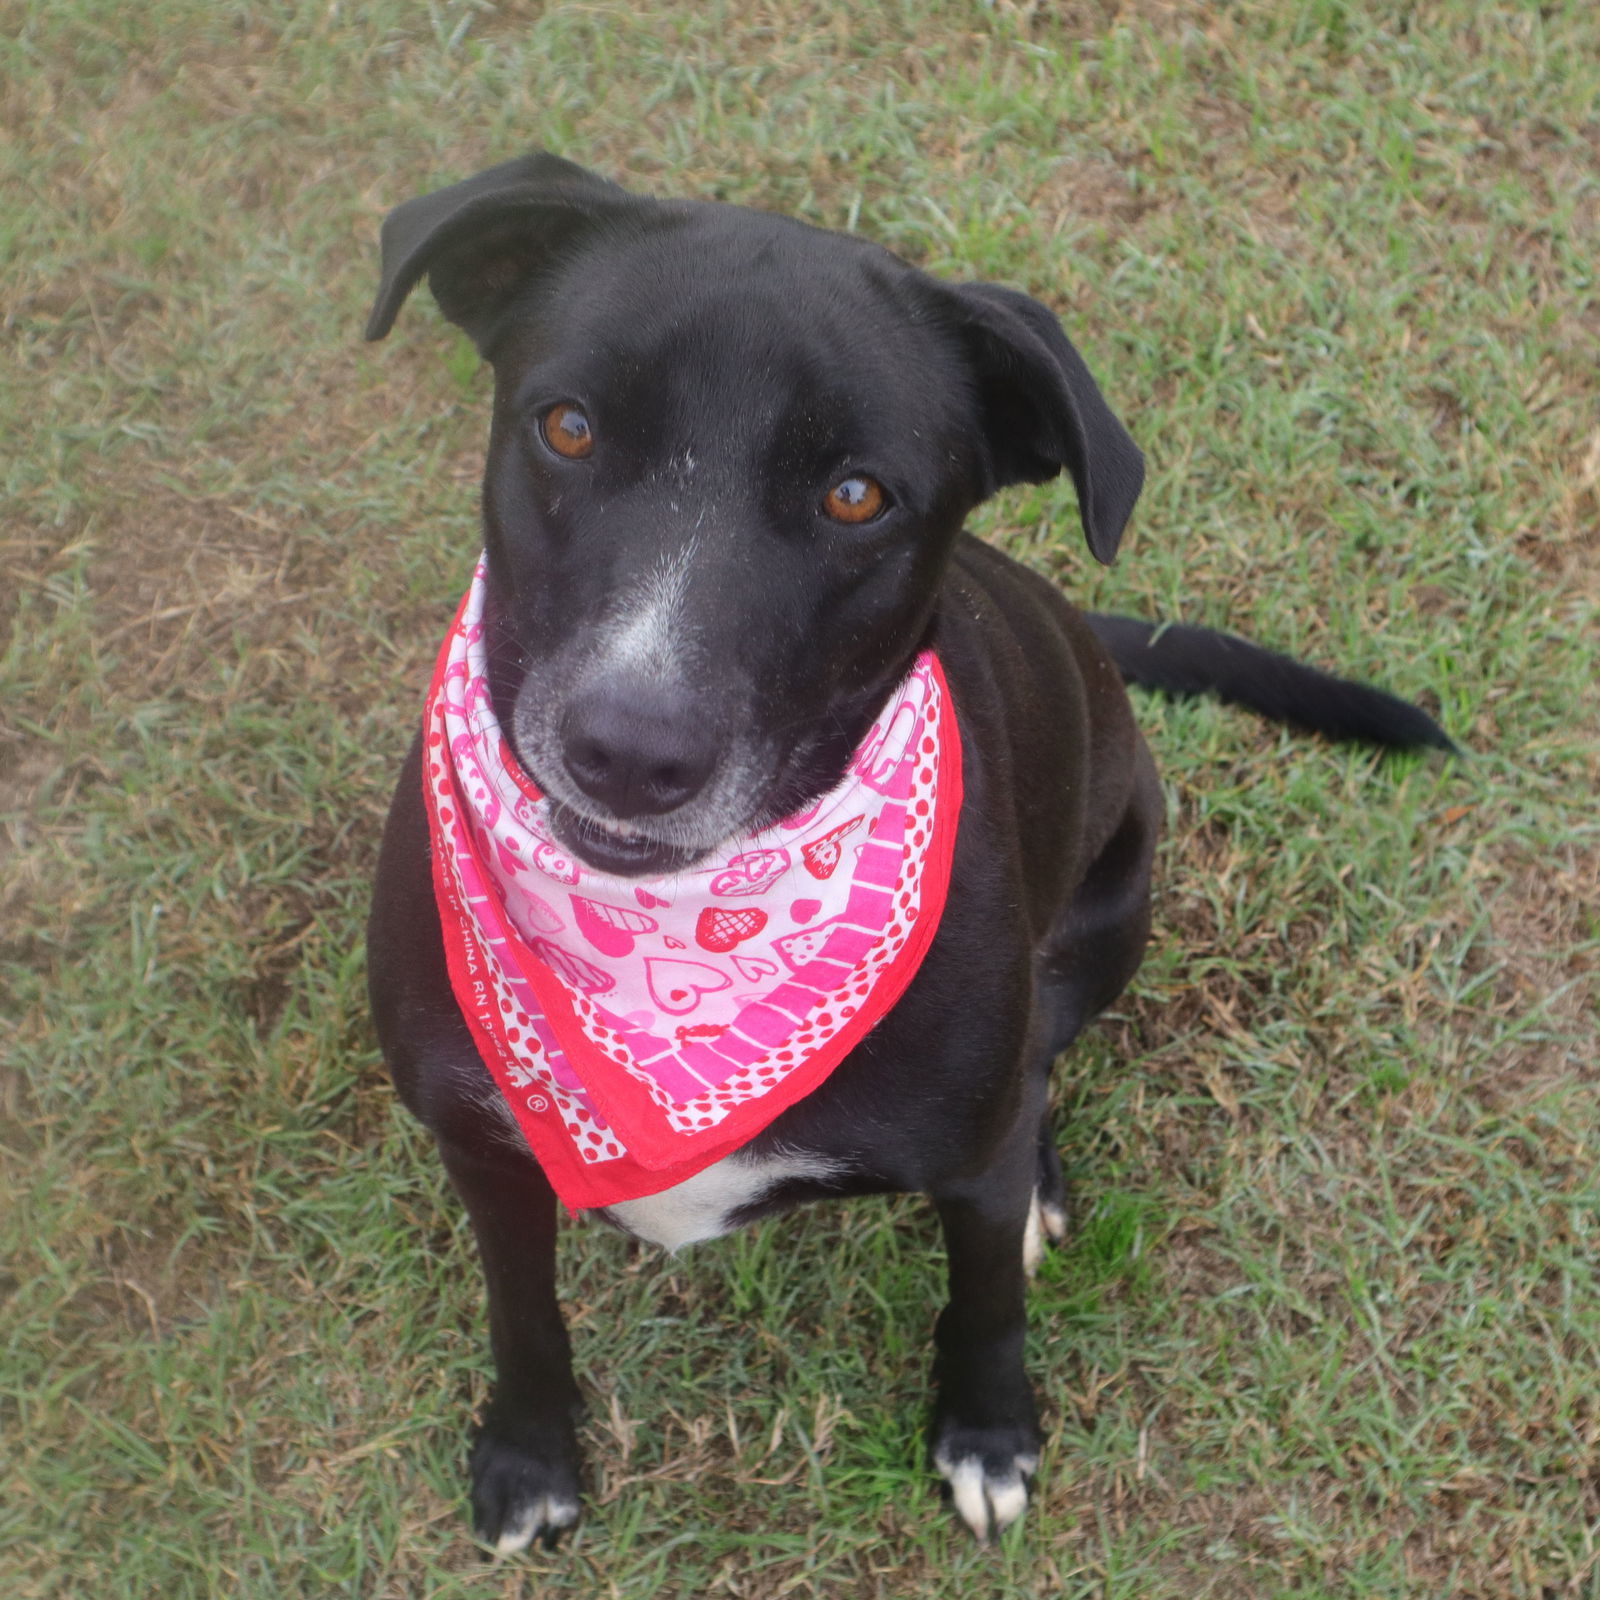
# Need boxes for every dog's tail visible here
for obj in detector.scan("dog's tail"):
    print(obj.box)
[1084,615,1457,752]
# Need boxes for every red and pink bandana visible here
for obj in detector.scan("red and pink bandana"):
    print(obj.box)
[423,560,963,1211]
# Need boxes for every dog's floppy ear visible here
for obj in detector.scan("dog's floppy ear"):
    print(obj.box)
[364,151,631,348]
[936,281,1144,565]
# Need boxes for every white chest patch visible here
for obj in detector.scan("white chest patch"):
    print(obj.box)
[599,1149,842,1251]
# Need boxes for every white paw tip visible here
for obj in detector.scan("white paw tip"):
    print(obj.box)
[944,1457,993,1539]
[935,1452,1034,1541]
[494,1517,535,1556]
[493,1496,579,1555]
[1022,1193,1045,1278]
[1040,1199,1068,1242]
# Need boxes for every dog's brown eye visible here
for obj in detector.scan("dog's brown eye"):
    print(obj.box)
[541,403,593,460]
[823,475,887,524]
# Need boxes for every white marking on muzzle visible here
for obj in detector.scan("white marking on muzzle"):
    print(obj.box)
[509,532,770,856]
[590,539,698,685]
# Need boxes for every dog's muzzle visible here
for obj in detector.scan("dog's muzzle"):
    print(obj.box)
[559,679,719,818]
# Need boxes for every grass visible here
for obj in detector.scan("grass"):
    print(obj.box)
[3,0,1597,1594]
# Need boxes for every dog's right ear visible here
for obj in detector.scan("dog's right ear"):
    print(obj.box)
[364,152,631,348]
[929,280,1144,566]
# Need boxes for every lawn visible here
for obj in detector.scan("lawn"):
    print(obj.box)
[3,1,1597,1595]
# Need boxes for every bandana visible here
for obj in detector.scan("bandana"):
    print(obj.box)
[422,559,962,1211]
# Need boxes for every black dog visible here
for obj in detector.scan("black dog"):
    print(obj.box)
[364,152,1450,1552]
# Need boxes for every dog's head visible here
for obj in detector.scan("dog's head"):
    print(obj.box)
[368,152,1142,876]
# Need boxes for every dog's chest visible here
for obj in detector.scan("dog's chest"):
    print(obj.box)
[598,1149,840,1250]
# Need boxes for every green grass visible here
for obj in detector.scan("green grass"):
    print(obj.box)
[3,1,1597,1595]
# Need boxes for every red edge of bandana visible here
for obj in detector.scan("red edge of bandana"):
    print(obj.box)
[420,590,964,1213]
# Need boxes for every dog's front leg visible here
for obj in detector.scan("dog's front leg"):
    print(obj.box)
[928,1109,1044,1541]
[436,1136,584,1555]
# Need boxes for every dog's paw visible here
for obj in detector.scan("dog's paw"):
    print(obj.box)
[934,1440,1038,1542]
[932,1425,1040,1542]
[1038,1191,1069,1244]
[1022,1192,1046,1277]
[469,1420,583,1556]
[1022,1188,1070,1278]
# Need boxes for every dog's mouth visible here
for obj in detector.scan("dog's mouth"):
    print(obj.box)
[546,797,722,878]
[505,699,781,880]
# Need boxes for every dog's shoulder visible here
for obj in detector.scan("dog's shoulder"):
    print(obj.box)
[936,534,1146,888]
[942,535,1131,745]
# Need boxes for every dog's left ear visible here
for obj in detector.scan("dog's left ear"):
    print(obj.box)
[364,151,632,348]
[935,281,1144,565]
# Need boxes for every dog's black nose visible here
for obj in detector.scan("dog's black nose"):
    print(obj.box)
[560,687,718,817]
